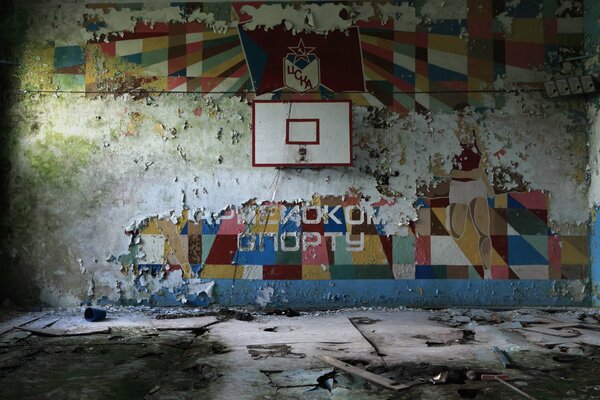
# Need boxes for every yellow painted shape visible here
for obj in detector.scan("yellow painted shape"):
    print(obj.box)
[337,93,371,106]
[506,19,544,43]
[416,74,429,91]
[491,247,507,266]
[251,207,280,233]
[85,44,98,86]
[454,218,482,265]
[176,209,188,233]
[352,235,388,265]
[429,34,467,55]
[202,53,245,77]
[302,265,331,280]
[163,240,170,260]
[201,264,243,279]
[143,36,169,52]
[311,195,322,206]
[156,219,191,278]
[187,50,203,66]
[561,237,589,265]
[363,65,386,81]
[360,34,394,50]
[141,218,162,235]
[431,207,449,233]
[495,193,507,208]
[152,77,168,91]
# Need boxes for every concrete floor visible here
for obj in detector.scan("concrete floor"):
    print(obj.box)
[1,307,600,399]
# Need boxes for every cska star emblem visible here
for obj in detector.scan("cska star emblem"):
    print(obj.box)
[283,39,320,93]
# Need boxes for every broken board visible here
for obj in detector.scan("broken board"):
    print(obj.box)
[151,316,218,330]
[315,354,410,391]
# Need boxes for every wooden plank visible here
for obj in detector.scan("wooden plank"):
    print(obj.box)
[151,316,218,330]
[314,354,411,391]
[15,325,110,337]
[520,326,580,338]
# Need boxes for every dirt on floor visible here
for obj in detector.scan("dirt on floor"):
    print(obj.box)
[1,307,600,399]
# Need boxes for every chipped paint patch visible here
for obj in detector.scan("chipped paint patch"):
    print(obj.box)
[256,286,274,307]
[240,3,358,33]
[420,0,468,22]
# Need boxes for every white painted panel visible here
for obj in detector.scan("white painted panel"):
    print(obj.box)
[253,100,352,167]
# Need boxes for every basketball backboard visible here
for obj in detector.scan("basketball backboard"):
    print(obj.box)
[252,100,352,167]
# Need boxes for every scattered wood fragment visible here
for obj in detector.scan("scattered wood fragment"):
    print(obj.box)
[315,354,410,391]
[481,373,510,381]
[151,316,219,331]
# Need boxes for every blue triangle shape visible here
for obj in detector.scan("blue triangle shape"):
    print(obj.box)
[508,194,525,209]
[508,235,547,265]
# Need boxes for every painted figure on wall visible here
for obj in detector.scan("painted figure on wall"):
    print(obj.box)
[447,106,494,278]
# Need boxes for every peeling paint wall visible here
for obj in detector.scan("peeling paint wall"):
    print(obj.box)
[0,0,593,308]
[584,0,600,306]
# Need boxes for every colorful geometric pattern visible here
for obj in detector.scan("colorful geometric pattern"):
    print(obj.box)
[119,191,589,281]
[87,21,252,94]
[413,191,588,280]
[357,0,583,113]
[41,1,582,112]
[53,45,85,91]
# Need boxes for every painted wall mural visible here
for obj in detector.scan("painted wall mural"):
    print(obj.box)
[5,0,592,307]
[119,189,589,283]
[31,1,584,113]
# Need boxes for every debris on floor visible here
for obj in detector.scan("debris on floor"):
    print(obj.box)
[248,344,306,360]
[1,307,600,399]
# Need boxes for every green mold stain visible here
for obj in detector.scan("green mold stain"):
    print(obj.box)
[24,132,99,187]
